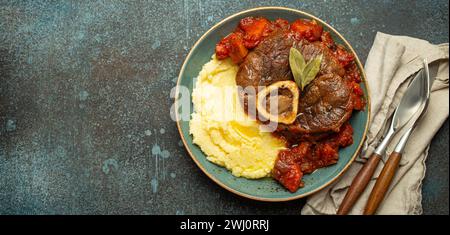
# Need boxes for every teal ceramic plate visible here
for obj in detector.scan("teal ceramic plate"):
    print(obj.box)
[175,7,371,201]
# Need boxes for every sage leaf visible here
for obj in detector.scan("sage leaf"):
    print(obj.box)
[301,54,323,90]
[289,47,306,88]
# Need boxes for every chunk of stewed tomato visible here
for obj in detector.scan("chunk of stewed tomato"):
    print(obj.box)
[273,152,303,193]
[334,45,354,67]
[352,93,365,110]
[238,16,271,49]
[215,32,248,63]
[273,18,290,29]
[353,82,364,96]
[215,34,232,60]
[346,64,362,83]
[228,32,248,64]
[290,19,323,42]
[335,122,354,147]
[321,31,336,49]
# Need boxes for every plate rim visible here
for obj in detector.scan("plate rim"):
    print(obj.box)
[175,6,372,202]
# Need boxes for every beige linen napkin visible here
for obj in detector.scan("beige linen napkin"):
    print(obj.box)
[301,32,449,215]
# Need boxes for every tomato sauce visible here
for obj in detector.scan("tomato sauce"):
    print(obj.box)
[273,123,353,192]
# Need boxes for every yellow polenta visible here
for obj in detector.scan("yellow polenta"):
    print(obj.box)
[189,56,286,179]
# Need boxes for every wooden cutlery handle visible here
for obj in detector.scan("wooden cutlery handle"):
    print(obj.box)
[364,152,402,215]
[337,153,382,215]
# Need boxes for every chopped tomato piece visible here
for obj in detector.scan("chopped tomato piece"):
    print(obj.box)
[290,19,323,42]
[299,142,338,174]
[273,142,312,191]
[350,81,365,110]
[273,152,303,192]
[319,142,339,162]
[335,123,353,147]
[346,64,362,83]
[215,34,232,59]
[321,31,336,49]
[228,32,248,64]
[238,16,271,49]
[273,18,289,29]
[352,94,365,110]
[353,83,364,96]
[290,142,312,162]
[215,32,248,63]
[334,45,354,67]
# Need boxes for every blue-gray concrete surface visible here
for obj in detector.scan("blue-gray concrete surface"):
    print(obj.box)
[0,0,448,214]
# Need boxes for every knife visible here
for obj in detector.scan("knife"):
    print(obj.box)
[337,60,433,215]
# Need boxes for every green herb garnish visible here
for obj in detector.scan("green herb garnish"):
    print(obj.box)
[289,47,323,90]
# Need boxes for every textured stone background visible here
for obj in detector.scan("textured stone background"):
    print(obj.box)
[0,0,448,214]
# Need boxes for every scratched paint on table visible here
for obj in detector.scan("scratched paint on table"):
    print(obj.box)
[150,128,171,193]
[145,130,152,136]
[350,17,360,25]
[79,90,89,101]
[5,119,17,132]
[102,158,119,175]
